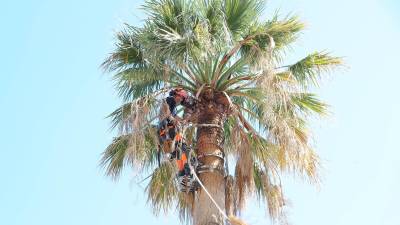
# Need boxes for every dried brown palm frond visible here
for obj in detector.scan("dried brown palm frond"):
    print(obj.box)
[267,115,321,183]
[228,215,249,225]
[251,68,322,183]
[127,125,159,170]
[296,147,321,183]
[234,130,254,211]
[108,92,164,134]
[223,117,240,154]
[146,161,179,215]
[159,98,172,121]
[249,126,320,184]
[263,177,286,220]
[225,175,236,216]
[253,164,287,222]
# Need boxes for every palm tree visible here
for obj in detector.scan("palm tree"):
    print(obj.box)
[100,0,342,225]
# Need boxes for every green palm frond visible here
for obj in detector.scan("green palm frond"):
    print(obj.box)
[288,51,342,86]
[197,0,225,43]
[142,23,197,63]
[265,14,305,50]
[141,0,199,63]
[102,24,144,71]
[187,53,221,85]
[107,102,132,131]
[100,135,130,179]
[113,67,164,101]
[291,93,329,116]
[223,0,265,39]
[146,161,179,214]
[100,127,159,179]
[215,58,250,90]
[240,14,305,62]
[144,0,190,33]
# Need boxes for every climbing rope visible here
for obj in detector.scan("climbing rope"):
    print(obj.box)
[188,155,229,221]
[167,122,228,220]
[156,119,238,223]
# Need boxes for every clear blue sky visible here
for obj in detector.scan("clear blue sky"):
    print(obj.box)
[1,0,399,225]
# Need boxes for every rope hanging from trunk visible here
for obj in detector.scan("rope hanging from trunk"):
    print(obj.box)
[181,124,225,217]
[178,123,233,222]
[188,159,229,221]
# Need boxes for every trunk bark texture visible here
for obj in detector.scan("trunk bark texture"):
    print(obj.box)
[192,89,230,225]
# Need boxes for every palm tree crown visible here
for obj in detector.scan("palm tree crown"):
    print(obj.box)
[100,0,342,224]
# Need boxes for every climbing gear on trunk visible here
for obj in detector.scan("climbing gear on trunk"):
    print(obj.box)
[173,144,199,193]
[153,89,242,224]
[197,150,225,161]
[158,121,229,192]
[157,90,229,193]
[187,154,230,221]
[158,119,176,139]
[196,164,225,176]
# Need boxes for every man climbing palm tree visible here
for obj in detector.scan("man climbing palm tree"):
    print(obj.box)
[158,88,195,186]
[100,0,342,224]
[157,88,188,147]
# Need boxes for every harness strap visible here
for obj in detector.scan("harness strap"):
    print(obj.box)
[197,151,225,161]
[195,123,222,128]
[186,123,224,130]
[196,164,225,176]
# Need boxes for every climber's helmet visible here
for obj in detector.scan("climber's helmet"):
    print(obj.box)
[170,88,187,104]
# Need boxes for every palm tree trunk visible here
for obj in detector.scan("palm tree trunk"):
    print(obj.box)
[192,96,227,225]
